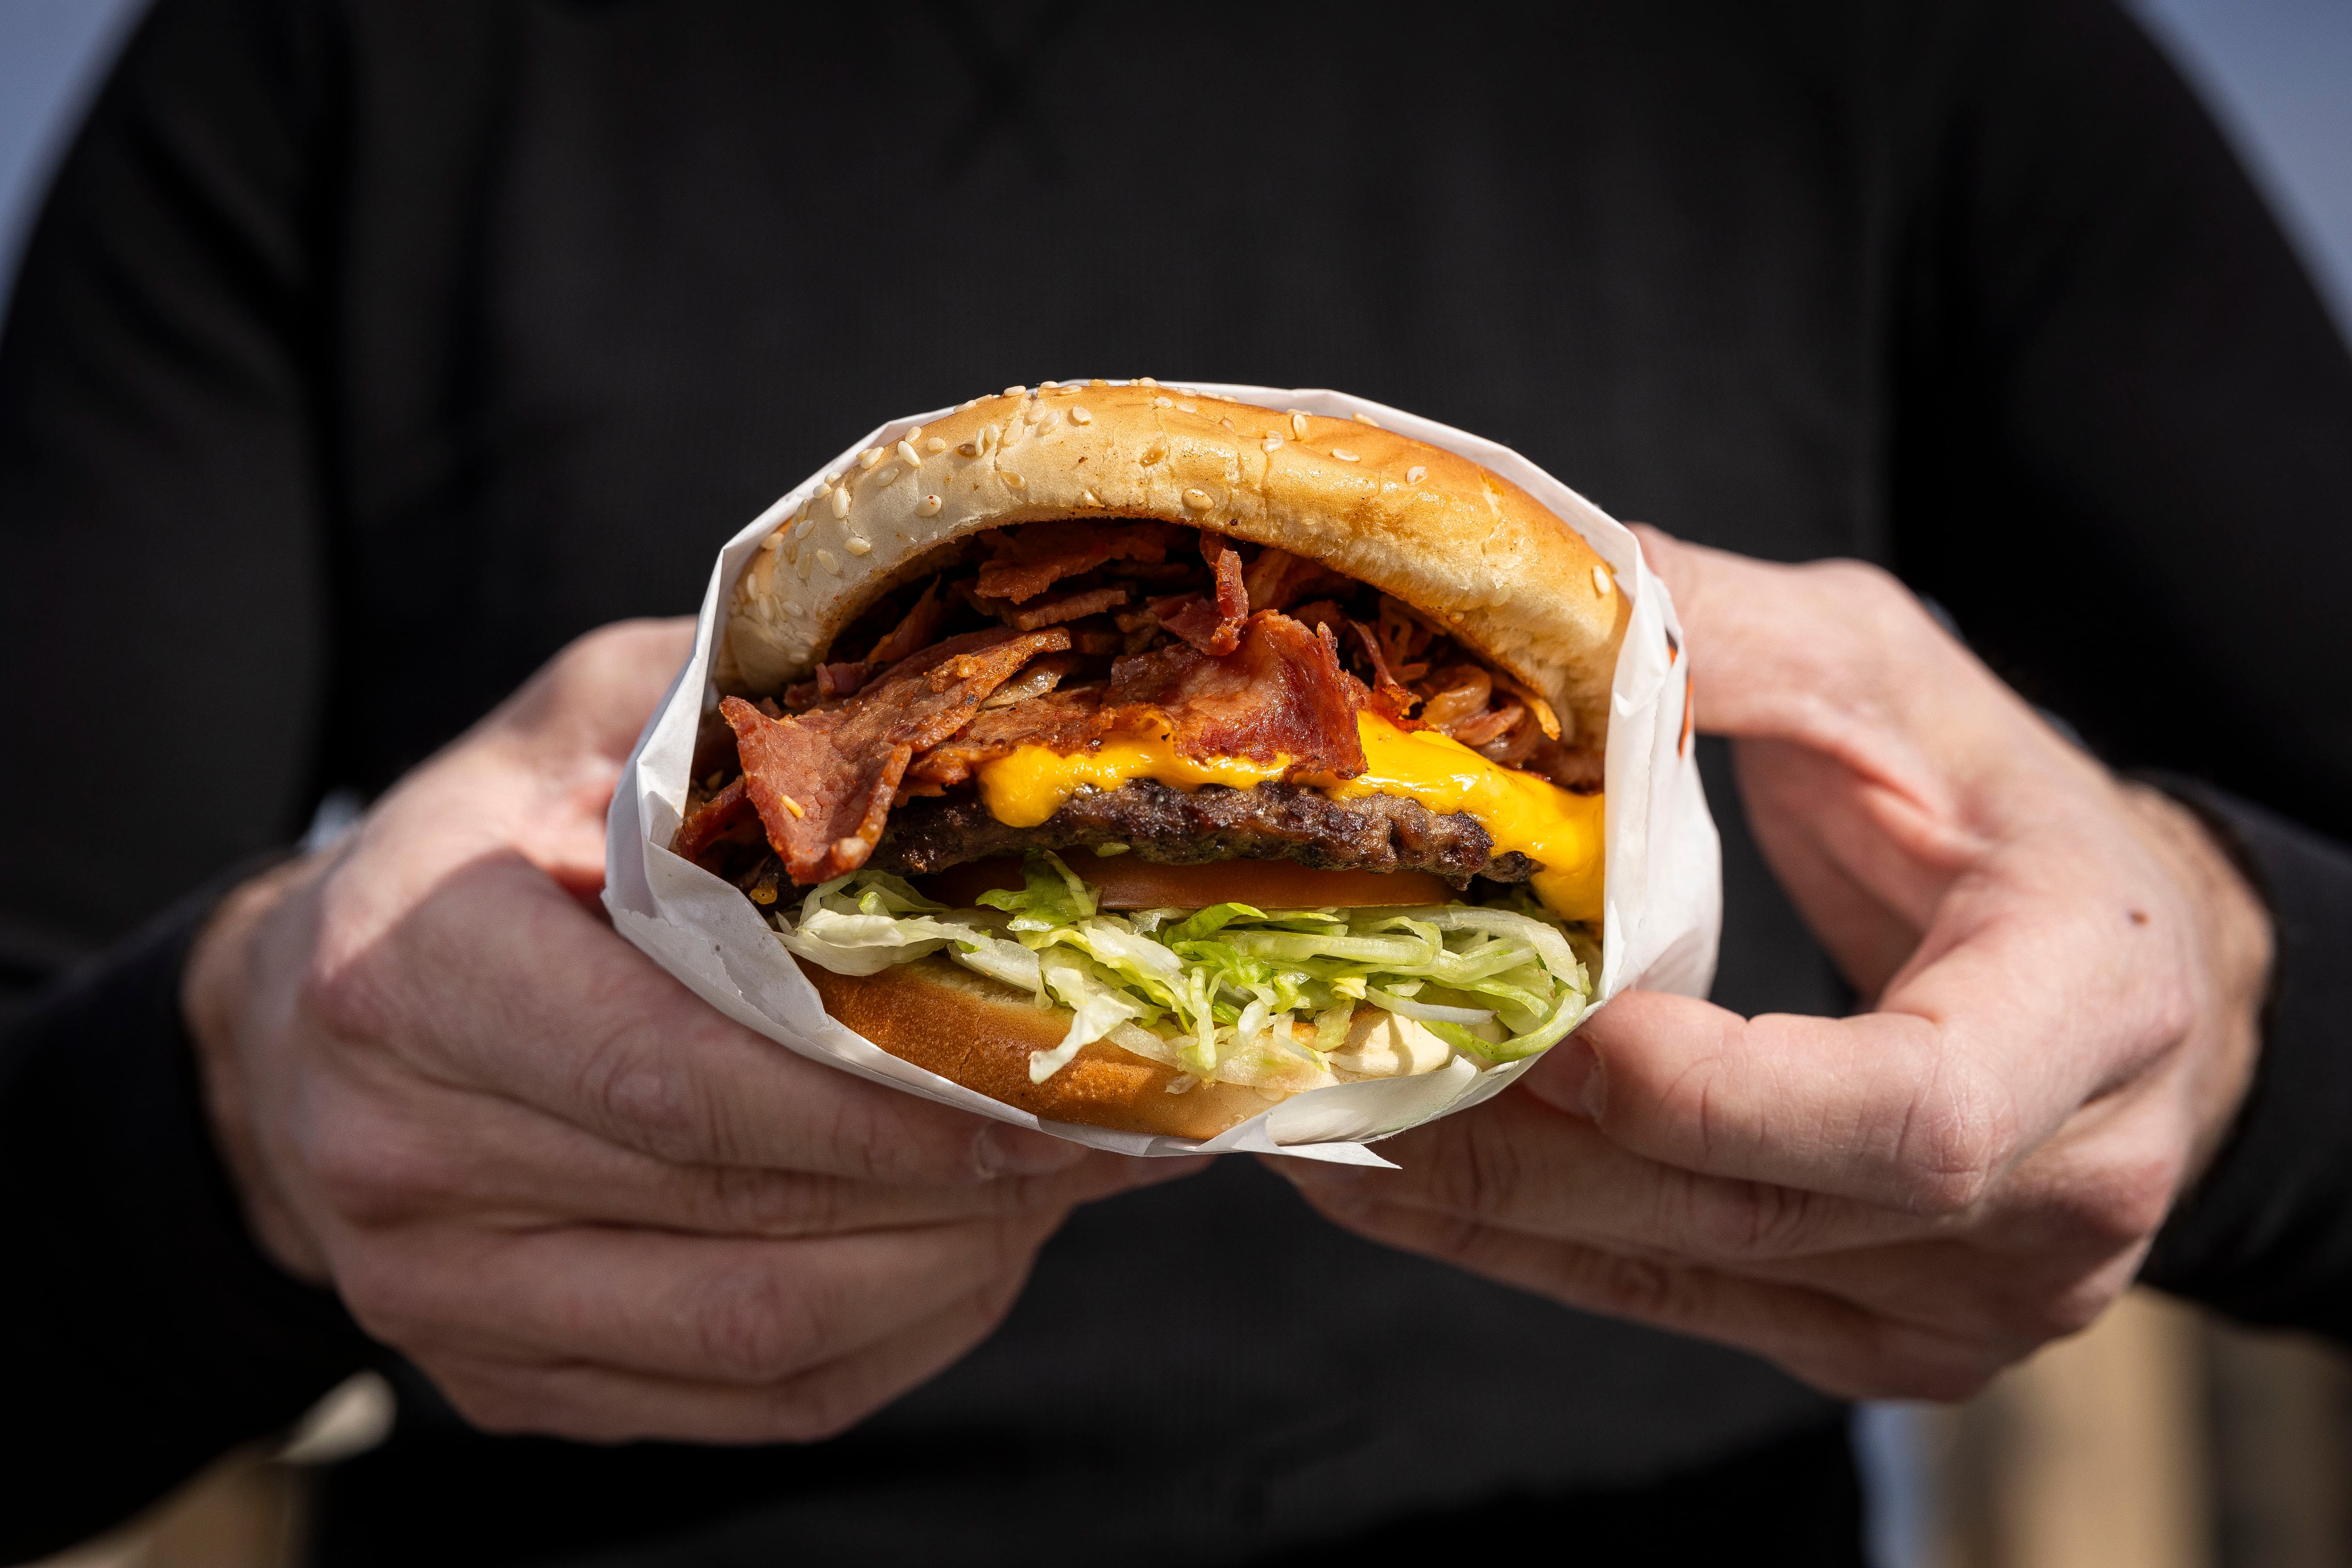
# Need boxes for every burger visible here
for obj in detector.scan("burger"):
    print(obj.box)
[674,381,1625,1139]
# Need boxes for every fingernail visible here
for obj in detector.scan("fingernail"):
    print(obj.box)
[1549,1042,1605,1120]
[975,1122,1088,1177]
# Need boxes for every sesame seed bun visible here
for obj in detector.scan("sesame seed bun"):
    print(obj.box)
[725,382,1629,747]
[795,954,1275,1139]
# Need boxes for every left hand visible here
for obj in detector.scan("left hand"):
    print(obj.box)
[1271,529,2273,1400]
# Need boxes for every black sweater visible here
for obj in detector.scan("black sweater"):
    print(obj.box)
[3,1,2350,1563]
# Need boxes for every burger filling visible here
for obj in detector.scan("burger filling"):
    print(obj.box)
[680,520,1605,1091]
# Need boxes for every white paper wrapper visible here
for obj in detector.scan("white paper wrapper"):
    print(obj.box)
[605,385,1720,1166]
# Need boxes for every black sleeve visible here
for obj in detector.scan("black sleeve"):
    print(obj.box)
[2139,785,2352,1338]
[0,873,372,1565]
[0,0,334,1010]
[0,0,368,1552]
[1882,2,2352,1331]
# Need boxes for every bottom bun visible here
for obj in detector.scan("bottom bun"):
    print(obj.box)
[795,955,1279,1139]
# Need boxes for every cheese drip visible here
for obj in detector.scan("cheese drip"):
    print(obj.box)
[973,712,1605,921]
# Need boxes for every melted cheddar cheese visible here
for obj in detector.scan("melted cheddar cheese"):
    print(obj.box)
[972,712,1605,921]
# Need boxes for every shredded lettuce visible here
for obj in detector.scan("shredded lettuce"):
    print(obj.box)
[770,853,1596,1087]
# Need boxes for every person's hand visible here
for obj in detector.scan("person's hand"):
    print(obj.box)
[185,619,1194,1441]
[1274,531,2273,1400]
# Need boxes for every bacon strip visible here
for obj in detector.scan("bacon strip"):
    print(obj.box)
[901,689,1106,793]
[1102,611,1364,776]
[1349,618,1420,725]
[1243,547,1357,614]
[1157,533,1249,654]
[1008,584,1127,631]
[866,578,947,666]
[974,520,1171,603]
[673,777,756,865]
[785,661,870,708]
[724,628,1072,883]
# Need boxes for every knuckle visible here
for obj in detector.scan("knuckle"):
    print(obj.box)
[307,1105,452,1224]
[575,1030,715,1160]
[696,1266,831,1383]
[1895,1070,2019,1218]
[1422,1114,1526,1221]
[2071,1148,2184,1250]
[818,1089,920,1183]
[298,946,400,1047]
[1683,1177,1820,1261]
[1585,1249,1685,1323]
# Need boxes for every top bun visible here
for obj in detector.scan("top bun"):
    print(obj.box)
[725,383,1629,745]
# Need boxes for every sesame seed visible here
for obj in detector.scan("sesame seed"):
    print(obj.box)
[794,517,816,539]
[1081,489,1102,507]
[817,548,842,573]
[874,465,899,487]
[917,493,943,517]
[982,424,1001,452]
[813,482,832,499]
[1142,439,1167,463]
[781,539,798,564]
[1137,375,1159,385]
[1070,405,1093,424]
[1153,396,1173,408]
[896,439,921,467]
[1039,380,1058,390]
[1004,384,1026,397]
[780,793,804,819]
[1176,386,1199,398]
[1592,565,1613,597]
[1291,412,1309,439]
[1220,417,1235,431]
[845,537,872,556]
[924,436,948,454]
[1183,487,1214,510]
[1406,465,1427,484]
[1352,411,1381,427]
[958,439,981,457]
[1002,471,1026,489]
[761,533,780,551]
[1090,378,1109,387]
[1331,448,1360,462]
[1262,436,1283,453]
[1176,401,1198,413]
[831,487,852,518]
[1036,411,1061,433]
[860,447,885,469]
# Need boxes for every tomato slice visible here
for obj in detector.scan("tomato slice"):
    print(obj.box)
[917,856,1457,912]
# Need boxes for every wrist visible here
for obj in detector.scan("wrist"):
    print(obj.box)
[181,852,333,1280]
[2116,782,2274,1181]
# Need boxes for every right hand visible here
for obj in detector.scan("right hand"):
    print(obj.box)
[183,619,1195,1443]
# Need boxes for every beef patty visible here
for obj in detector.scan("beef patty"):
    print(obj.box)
[870,780,1538,888]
